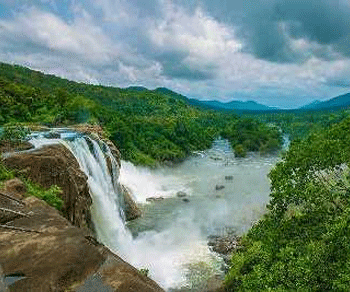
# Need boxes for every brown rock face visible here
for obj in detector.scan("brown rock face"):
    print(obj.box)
[119,185,141,221]
[2,144,92,229]
[1,178,27,199]
[0,140,33,153]
[0,193,164,292]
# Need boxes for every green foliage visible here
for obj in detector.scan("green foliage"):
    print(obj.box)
[138,268,150,277]
[0,62,283,165]
[234,144,247,157]
[0,125,31,142]
[222,118,283,155]
[25,181,63,210]
[225,117,350,291]
[249,109,350,140]
[0,163,14,181]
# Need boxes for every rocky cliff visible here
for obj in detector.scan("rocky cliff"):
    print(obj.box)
[2,141,140,226]
[0,133,161,291]
[0,190,163,291]
[3,144,93,229]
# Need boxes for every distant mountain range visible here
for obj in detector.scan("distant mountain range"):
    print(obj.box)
[156,87,350,112]
[154,87,278,112]
[300,93,350,111]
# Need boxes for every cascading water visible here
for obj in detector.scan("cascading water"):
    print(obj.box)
[29,131,277,291]
[61,136,133,257]
[29,131,133,258]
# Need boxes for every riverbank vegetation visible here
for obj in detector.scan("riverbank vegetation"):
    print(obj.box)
[246,109,350,140]
[225,116,350,291]
[0,62,282,166]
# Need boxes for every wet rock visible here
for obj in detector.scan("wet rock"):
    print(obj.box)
[182,198,190,203]
[0,196,164,292]
[43,131,60,139]
[176,191,187,198]
[215,185,225,191]
[118,185,141,221]
[105,140,122,168]
[146,197,164,202]
[208,234,240,256]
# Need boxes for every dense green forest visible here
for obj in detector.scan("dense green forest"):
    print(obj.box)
[0,62,282,165]
[246,109,350,140]
[225,116,350,291]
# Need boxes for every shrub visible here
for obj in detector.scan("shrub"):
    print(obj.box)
[25,181,63,210]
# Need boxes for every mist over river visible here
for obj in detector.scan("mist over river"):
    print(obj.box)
[117,139,278,290]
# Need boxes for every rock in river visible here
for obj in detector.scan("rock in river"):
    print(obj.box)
[215,185,225,191]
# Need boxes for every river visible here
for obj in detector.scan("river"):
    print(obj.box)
[118,138,278,290]
[29,132,278,291]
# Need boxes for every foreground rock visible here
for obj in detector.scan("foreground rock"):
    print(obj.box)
[0,140,33,153]
[2,143,141,227]
[3,144,93,229]
[0,194,164,292]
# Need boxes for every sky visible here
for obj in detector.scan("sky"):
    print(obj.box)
[1,1,350,108]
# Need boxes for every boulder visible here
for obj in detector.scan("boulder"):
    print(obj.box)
[0,195,164,292]
[208,234,241,258]
[2,144,92,229]
[215,185,225,191]
[118,185,141,221]
[146,197,164,202]
[176,191,187,198]
[1,178,27,199]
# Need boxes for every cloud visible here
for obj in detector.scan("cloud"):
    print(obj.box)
[0,7,116,63]
[0,0,350,108]
[147,4,242,80]
[201,0,350,63]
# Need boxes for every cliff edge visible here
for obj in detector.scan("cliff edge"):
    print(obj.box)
[0,134,162,292]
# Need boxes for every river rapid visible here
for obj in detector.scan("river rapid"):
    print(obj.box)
[118,139,278,291]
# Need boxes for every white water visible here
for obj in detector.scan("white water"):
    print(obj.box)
[62,137,134,257]
[119,139,278,290]
[29,132,277,291]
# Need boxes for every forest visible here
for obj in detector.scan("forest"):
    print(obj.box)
[0,62,282,166]
[225,115,350,291]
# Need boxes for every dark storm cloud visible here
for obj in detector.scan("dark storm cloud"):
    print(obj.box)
[162,60,214,80]
[201,0,350,63]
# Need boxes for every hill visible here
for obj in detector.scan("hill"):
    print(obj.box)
[300,93,350,110]
[155,87,277,112]
[198,99,277,111]
[0,62,283,166]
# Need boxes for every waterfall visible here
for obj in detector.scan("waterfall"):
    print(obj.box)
[29,131,274,290]
[62,136,133,257]
[29,131,133,258]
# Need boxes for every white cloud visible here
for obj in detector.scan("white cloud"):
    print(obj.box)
[149,4,242,72]
[0,8,116,63]
[0,0,350,108]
